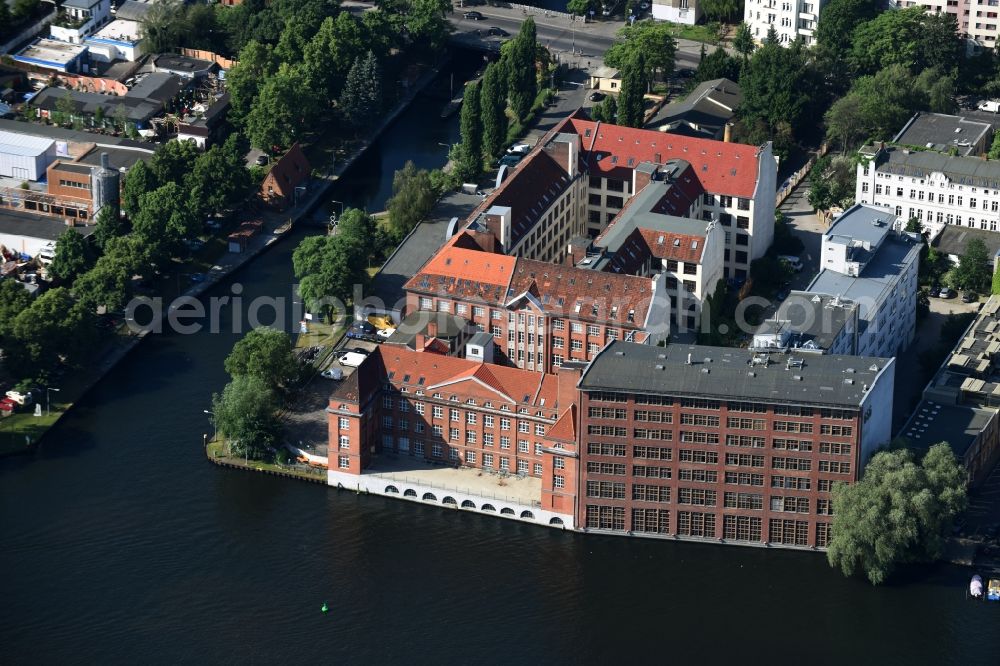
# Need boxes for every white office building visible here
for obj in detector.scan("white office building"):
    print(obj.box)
[855,142,1000,240]
[743,0,826,46]
[805,204,921,359]
[652,0,701,25]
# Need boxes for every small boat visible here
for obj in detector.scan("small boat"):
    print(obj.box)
[988,579,1000,602]
[440,97,463,119]
[970,575,984,599]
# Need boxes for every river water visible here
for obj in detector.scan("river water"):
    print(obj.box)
[1,54,997,665]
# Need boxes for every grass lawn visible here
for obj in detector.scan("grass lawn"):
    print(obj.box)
[205,439,327,481]
[663,21,721,44]
[295,318,345,351]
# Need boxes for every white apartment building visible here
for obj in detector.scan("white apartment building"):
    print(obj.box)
[896,0,1000,49]
[855,142,1000,240]
[806,204,921,359]
[652,0,701,25]
[744,0,826,46]
[50,0,112,44]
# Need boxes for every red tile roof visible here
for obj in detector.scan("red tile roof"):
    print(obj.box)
[567,114,760,198]
[373,346,565,411]
[262,142,310,199]
[405,237,516,303]
[546,404,577,443]
[637,228,706,262]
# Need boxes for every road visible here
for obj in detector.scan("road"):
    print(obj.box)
[447,9,718,71]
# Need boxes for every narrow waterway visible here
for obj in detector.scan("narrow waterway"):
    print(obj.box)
[0,53,997,665]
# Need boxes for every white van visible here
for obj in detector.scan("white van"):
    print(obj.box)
[978,100,1000,113]
[779,255,803,272]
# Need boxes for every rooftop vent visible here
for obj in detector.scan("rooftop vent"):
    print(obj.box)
[792,375,803,381]
[701,367,710,374]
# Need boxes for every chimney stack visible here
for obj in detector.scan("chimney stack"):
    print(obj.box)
[724,123,733,143]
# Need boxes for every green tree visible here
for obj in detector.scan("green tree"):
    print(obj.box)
[224,327,300,391]
[131,182,198,252]
[121,160,155,219]
[700,0,739,22]
[9,288,95,374]
[815,0,878,54]
[456,81,483,181]
[150,138,201,185]
[92,205,126,252]
[848,7,962,77]
[47,229,94,285]
[11,0,39,21]
[226,40,276,125]
[211,375,282,459]
[480,62,508,160]
[732,22,755,64]
[566,0,599,15]
[339,51,382,130]
[245,63,312,152]
[0,278,32,344]
[72,254,131,313]
[828,443,967,585]
[992,264,1000,295]
[604,20,677,91]
[386,161,437,241]
[953,237,992,293]
[403,0,453,53]
[617,51,647,128]
[0,2,11,26]
[55,90,75,127]
[113,103,128,135]
[187,137,252,217]
[694,47,741,84]
[508,18,538,121]
[292,212,373,318]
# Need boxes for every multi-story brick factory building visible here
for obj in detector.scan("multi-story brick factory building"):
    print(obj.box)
[576,342,895,548]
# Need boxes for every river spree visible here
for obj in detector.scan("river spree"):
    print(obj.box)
[1,56,998,665]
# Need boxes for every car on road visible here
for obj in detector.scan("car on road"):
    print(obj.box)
[963,291,978,303]
[321,367,344,380]
[939,286,957,299]
[189,272,206,283]
[589,91,606,102]
[464,11,484,19]
[487,26,508,37]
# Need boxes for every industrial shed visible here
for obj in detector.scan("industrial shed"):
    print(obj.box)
[0,130,57,181]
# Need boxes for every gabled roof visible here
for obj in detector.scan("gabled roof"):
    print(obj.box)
[405,237,517,302]
[263,143,310,198]
[566,112,761,197]
[546,404,577,443]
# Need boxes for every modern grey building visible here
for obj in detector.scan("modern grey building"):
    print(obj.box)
[892,112,992,157]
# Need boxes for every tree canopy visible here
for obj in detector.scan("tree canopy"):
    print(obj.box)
[224,327,300,391]
[211,375,282,459]
[605,20,677,89]
[616,51,646,128]
[47,230,94,285]
[828,443,967,584]
[952,237,992,293]
[386,161,437,242]
[848,7,962,77]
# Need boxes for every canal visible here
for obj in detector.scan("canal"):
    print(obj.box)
[1,54,997,665]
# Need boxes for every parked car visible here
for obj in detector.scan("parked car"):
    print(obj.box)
[464,10,484,19]
[4,390,32,406]
[939,286,957,299]
[321,367,344,380]
[928,284,941,298]
[497,154,523,168]
[487,26,509,36]
[678,68,695,79]
[589,91,606,102]
[254,154,268,166]
[346,321,376,340]
[979,100,1000,113]
[778,255,803,272]
[351,346,371,356]
[963,291,978,303]
[507,143,531,155]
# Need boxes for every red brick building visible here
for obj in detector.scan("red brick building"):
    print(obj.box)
[576,342,896,549]
[327,346,581,519]
[261,143,310,210]
[403,232,670,373]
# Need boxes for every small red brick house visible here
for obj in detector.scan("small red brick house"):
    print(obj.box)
[261,143,310,210]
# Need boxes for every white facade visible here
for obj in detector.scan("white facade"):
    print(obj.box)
[0,130,57,181]
[84,19,144,63]
[856,144,1000,240]
[652,0,700,25]
[50,0,112,44]
[327,469,574,529]
[806,204,921,359]
[743,0,826,46]
[858,358,897,466]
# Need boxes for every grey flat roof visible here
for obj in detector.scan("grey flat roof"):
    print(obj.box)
[809,234,921,319]
[760,292,854,350]
[901,402,996,457]
[579,341,892,407]
[153,54,214,74]
[0,209,95,242]
[75,145,148,171]
[867,145,1000,190]
[825,203,895,248]
[893,112,991,157]
[932,224,1000,258]
[32,87,161,124]
[596,179,709,253]
[128,72,185,103]
[53,162,93,175]
[63,0,100,8]
[650,78,741,136]
[0,118,152,152]
[114,0,155,22]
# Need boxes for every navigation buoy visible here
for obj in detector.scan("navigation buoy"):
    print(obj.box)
[321,602,328,613]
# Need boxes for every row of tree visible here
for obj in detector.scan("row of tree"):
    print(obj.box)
[453,19,539,181]
[0,137,251,385]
